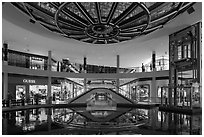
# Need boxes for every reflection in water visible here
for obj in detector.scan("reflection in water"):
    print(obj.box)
[2,107,202,135]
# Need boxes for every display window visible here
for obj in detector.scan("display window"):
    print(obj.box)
[29,85,47,104]
[16,85,26,100]
[30,57,44,70]
[136,85,149,102]
[51,85,61,103]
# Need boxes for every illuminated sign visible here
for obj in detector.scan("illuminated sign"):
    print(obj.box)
[23,79,36,84]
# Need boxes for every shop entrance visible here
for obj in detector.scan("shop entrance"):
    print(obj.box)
[135,84,150,102]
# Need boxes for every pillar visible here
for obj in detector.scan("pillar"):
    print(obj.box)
[174,68,178,106]
[47,108,52,131]
[116,55,120,92]
[2,118,8,135]
[3,70,8,100]
[72,83,75,98]
[25,85,29,104]
[197,22,202,108]
[83,57,87,92]
[3,43,8,100]
[151,76,157,103]
[161,87,163,105]
[151,51,157,103]
[152,51,156,71]
[47,51,52,104]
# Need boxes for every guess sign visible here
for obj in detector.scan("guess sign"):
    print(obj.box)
[23,79,36,84]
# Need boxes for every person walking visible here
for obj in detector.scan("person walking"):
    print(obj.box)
[142,63,145,72]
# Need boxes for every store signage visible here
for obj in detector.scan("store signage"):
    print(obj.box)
[31,57,43,61]
[23,79,36,84]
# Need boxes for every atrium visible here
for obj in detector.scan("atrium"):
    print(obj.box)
[2,2,202,135]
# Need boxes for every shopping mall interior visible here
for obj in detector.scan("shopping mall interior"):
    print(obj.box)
[2,2,202,135]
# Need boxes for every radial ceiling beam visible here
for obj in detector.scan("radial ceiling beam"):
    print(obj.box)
[54,2,89,28]
[26,2,85,31]
[121,24,146,32]
[119,2,164,28]
[50,2,88,30]
[112,3,139,25]
[74,2,95,25]
[95,2,102,23]
[106,2,118,24]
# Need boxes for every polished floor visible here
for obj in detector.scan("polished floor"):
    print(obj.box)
[2,107,202,135]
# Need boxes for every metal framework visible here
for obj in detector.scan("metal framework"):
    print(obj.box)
[168,22,202,106]
[11,2,195,44]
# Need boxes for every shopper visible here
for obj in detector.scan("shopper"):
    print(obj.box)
[142,63,145,72]
[150,63,152,71]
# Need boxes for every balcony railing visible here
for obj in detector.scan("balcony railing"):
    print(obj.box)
[3,49,169,73]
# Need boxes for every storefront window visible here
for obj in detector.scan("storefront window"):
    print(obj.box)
[29,85,47,104]
[136,85,149,102]
[16,85,26,100]
[178,45,182,60]
[30,57,44,70]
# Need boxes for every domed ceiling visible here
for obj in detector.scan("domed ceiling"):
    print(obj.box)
[11,2,195,44]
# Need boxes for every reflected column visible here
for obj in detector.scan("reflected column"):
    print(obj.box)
[47,51,52,104]
[2,116,8,135]
[47,108,52,131]
[173,113,179,134]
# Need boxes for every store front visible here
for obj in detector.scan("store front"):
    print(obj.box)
[7,75,83,105]
[8,75,49,104]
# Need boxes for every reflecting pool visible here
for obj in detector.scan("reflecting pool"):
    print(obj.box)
[2,107,202,135]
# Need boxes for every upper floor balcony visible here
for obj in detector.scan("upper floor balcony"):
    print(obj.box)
[2,48,169,74]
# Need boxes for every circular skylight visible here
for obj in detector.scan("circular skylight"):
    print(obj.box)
[11,2,195,44]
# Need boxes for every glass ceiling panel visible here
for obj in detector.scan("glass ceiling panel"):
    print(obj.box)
[151,2,180,20]
[66,3,86,20]
[36,2,57,14]
[112,2,132,19]
[81,2,97,21]
[99,2,113,21]
[125,6,143,20]
[144,2,157,8]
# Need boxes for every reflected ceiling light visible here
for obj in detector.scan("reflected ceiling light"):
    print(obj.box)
[11,2,195,44]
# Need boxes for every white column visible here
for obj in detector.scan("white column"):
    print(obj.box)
[47,51,52,104]
[151,75,157,103]
[3,43,8,100]
[116,55,120,92]
[3,62,8,100]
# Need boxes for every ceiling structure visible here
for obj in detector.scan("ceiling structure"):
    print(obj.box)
[10,2,195,44]
[2,2,202,68]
